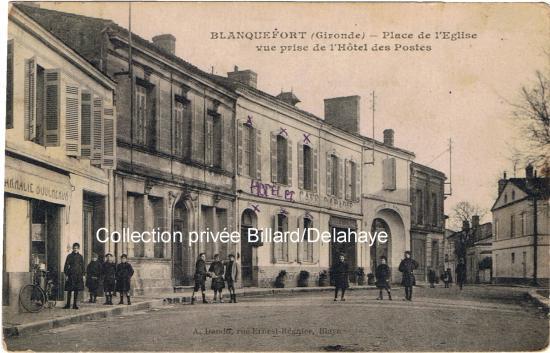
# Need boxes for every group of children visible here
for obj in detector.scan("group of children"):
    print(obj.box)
[63,243,135,309]
[191,253,239,304]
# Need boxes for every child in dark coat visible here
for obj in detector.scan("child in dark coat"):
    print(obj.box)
[209,254,225,303]
[63,243,85,309]
[442,268,453,288]
[330,254,349,301]
[116,254,134,305]
[191,253,209,304]
[375,256,392,300]
[102,253,116,305]
[398,251,419,301]
[86,253,102,303]
[428,268,437,288]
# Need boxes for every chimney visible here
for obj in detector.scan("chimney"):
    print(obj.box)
[472,215,480,229]
[462,220,470,231]
[276,91,301,106]
[324,95,361,134]
[227,66,257,88]
[526,164,534,179]
[383,129,394,147]
[498,171,507,195]
[152,34,176,55]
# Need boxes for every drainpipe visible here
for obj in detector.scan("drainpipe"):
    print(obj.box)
[532,194,538,286]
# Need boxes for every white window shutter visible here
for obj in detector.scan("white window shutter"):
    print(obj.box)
[237,120,244,175]
[383,158,397,190]
[297,142,304,189]
[326,153,332,196]
[345,159,352,201]
[91,97,103,165]
[24,58,37,141]
[255,128,262,180]
[337,157,344,199]
[312,148,318,192]
[270,132,278,183]
[64,84,80,156]
[287,140,293,186]
[272,214,279,263]
[80,90,92,157]
[355,162,361,201]
[44,69,60,146]
[102,103,116,169]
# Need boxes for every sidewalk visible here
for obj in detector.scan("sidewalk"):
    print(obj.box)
[3,285,378,338]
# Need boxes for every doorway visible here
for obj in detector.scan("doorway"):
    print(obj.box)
[240,209,257,287]
[83,193,106,264]
[31,200,62,300]
[370,219,391,274]
[172,200,189,286]
[330,227,357,282]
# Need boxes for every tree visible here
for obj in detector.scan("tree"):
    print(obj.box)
[510,66,550,174]
[450,201,486,231]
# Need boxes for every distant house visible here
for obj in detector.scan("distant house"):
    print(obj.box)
[491,165,549,286]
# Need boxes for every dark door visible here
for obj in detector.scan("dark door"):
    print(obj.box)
[240,226,254,286]
[172,201,188,286]
[330,227,356,282]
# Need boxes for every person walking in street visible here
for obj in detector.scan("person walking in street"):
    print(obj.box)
[191,253,209,304]
[456,258,467,290]
[442,268,453,288]
[428,267,437,288]
[330,254,349,302]
[102,253,116,305]
[63,243,85,309]
[375,256,392,300]
[209,254,225,303]
[225,254,239,303]
[85,253,102,303]
[116,254,134,305]
[398,251,418,301]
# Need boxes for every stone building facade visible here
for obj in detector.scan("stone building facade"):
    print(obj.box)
[4,5,116,311]
[18,4,237,294]
[491,166,549,286]
[410,162,446,281]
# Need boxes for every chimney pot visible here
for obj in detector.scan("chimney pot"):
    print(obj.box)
[152,34,176,55]
[383,129,395,146]
[472,215,480,228]
[462,220,470,231]
[276,91,301,106]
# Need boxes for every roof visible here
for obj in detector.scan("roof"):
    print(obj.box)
[507,177,550,199]
[411,161,446,179]
[15,4,417,157]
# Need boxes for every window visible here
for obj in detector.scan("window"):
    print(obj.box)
[301,217,314,263]
[303,145,313,190]
[431,192,438,226]
[238,121,261,179]
[150,197,164,258]
[216,209,228,259]
[174,99,191,158]
[135,84,147,146]
[243,124,254,176]
[504,194,508,204]
[205,110,222,167]
[494,219,499,240]
[6,40,13,129]
[383,158,396,190]
[128,194,145,258]
[511,252,515,264]
[510,214,515,238]
[415,189,424,224]
[512,190,515,201]
[520,213,525,236]
[277,135,288,184]
[345,160,358,201]
[330,154,339,196]
[274,214,289,262]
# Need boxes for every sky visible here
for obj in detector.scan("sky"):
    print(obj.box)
[35,2,550,226]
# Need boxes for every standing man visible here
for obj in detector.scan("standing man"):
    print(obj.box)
[225,254,239,303]
[63,243,85,309]
[330,254,349,302]
[116,254,134,305]
[398,251,418,301]
[428,267,437,288]
[191,253,209,304]
[209,254,225,303]
[455,258,467,290]
[85,253,102,303]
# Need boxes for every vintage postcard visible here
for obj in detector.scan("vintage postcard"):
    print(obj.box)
[2,1,549,352]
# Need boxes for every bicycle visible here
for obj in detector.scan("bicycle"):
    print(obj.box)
[19,266,57,313]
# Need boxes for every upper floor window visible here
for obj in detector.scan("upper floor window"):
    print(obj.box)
[512,190,515,201]
[345,160,358,201]
[415,189,424,224]
[134,78,157,149]
[326,154,340,197]
[174,95,191,158]
[510,214,515,237]
[303,145,313,190]
[6,40,13,129]
[271,133,292,185]
[431,192,438,226]
[383,158,396,191]
[299,143,317,192]
[238,120,261,179]
[494,219,499,240]
[205,110,222,167]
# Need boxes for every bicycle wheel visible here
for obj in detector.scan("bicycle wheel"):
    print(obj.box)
[19,284,46,313]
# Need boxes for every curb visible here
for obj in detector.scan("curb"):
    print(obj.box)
[3,299,164,338]
[527,289,549,313]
